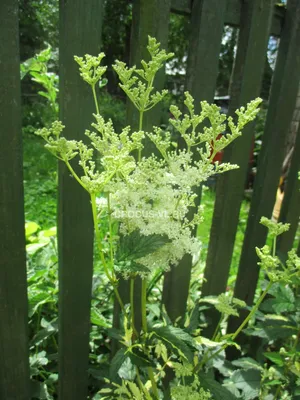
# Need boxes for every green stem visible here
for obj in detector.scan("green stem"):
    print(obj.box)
[90,193,125,312]
[65,160,87,191]
[141,279,159,399]
[232,282,272,341]
[107,193,115,269]
[211,315,223,342]
[138,110,144,161]
[141,279,148,335]
[135,366,145,394]
[273,384,281,400]
[197,281,273,370]
[92,84,100,114]
[130,277,136,336]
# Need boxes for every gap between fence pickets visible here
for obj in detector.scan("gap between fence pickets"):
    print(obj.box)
[171,0,285,37]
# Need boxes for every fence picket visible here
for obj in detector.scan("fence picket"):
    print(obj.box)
[277,123,300,257]
[58,1,104,398]
[202,0,274,336]
[228,0,300,336]
[162,0,227,323]
[171,0,285,37]
[0,0,30,398]
[113,0,172,345]
[1,0,300,396]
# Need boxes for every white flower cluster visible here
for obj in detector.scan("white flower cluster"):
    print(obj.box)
[36,37,262,278]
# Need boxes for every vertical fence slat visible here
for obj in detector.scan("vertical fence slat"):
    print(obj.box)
[58,1,104,399]
[0,0,30,398]
[162,0,227,323]
[277,122,300,256]
[114,0,172,337]
[228,0,300,335]
[201,0,274,334]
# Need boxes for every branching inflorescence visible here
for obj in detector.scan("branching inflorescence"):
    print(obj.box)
[35,36,299,399]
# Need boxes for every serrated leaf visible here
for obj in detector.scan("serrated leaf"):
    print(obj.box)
[128,347,154,368]
[109,348,128,381]
[232,357,263,371]
[91,307,110,328]
[245,317,297,340]
[266,284,295,314]
[116,230,171,262]
[263,352,284,366]
[127,381,144,399]
[224,369,261,400]
[150,325,195,362]
[118,357,135,381]
[198,372,236,400]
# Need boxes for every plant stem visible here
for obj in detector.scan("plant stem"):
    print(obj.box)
[65,161,87,191]
[92,84,100,114]
[141,279,148,335]
[107,193,115,269]
[130,277,136,336]
[274,384,281,400]
[198,280,273,370]
[138,110,144,161]
[211,315,223,342]
[232,281,272,342]
[141,279,159,399]
[135,366,145,393]
[90,193,125,312]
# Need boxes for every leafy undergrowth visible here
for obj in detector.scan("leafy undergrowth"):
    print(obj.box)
[25,222,300,399]
[23,135,300,400]
[23,133,57,228]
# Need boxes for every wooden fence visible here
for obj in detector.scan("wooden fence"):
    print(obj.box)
[1,0,300,398]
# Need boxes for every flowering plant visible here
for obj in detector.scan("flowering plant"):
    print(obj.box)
[35,37,299,399]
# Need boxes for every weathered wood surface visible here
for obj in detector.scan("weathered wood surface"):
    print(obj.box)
[277,123,300,258]
[58,1,104,398]
[0,0,30,398]
[202,0,274,336]
[162,0,227,323]
[171,0,285,37]
[114,0,172,339]
[228,0,300,335]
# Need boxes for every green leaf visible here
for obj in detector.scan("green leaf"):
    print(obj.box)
[25,221,40,238]
[128,347,154,368]
[232,357,263,371]
[118,357,136,381]
[245,316,297,340]
[127,381,144,400]
[263,352,284,366]
[116,230,171,262]
[26,242,49,255]
[30,318,57,346]
[90,307,110,328]
[262,284,296,314]
[224,369,261,400]
[150,325,195,362]
[109,347,128,381]
[198,372,236,400]
[30,380,52,400]
[40,226,57,237]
